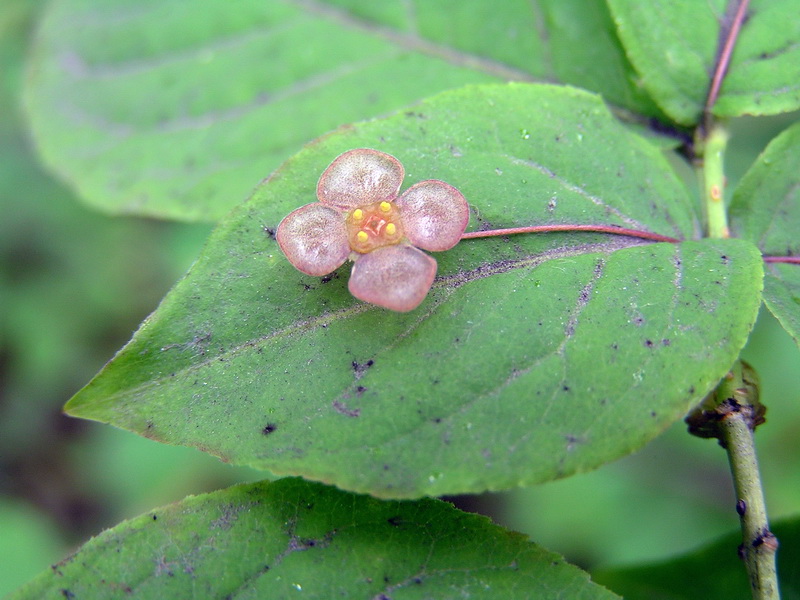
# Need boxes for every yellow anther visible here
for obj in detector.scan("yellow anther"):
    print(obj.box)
[385,223,397,236]
[356,230,369,243]
[379,201,392,213]
[352,208,364,221]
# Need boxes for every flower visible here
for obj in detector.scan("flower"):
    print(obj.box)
[276,148,469,312]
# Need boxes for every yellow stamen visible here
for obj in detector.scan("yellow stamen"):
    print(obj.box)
[385,223,397,236]
[352,208,364,221]
[356,230,369,243]
[379,201,392,213]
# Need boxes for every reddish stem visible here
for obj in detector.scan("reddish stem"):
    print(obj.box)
[763,255,800,265]
[705,0,750,116]
[461,224,681,244]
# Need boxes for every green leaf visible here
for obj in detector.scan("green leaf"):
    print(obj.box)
[607,0,800,126]
[66,84,764,499]
[8,478,619,600]
[20,0,513,222]
[593,517,800,599]
[24,0,672,223]
[539,0,667,122]
[729,120,800,346]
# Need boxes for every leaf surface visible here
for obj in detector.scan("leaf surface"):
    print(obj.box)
[730,120,800,346]
[538,0,665,121]
[66,84,764,498]
[593,517,800,599]
[23,0,666,222]
[9,478,619,600]
[607,0,800,125]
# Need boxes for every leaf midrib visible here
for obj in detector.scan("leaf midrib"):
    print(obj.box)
[69,239,648,414]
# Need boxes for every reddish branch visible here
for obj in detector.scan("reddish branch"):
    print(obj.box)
[763,255,800,265]
[704,0,751,119]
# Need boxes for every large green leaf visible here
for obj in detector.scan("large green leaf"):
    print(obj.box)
[607,0,800,126]
[729,120,800,346]
[593,517,800,599]
[8,478,619,600]
[539,0,666,121]
[23,0,669,222]
[21,0,492,221]
[66,84,763,498]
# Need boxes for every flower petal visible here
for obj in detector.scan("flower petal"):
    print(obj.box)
[348,245,437,312]
[317,148,404,210]
[396,180,469,251]
[276,203,350,276]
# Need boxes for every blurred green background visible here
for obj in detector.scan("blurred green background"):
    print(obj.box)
[2,1,798,596]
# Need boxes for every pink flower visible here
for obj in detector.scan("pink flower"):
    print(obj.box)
[277,148,469,312]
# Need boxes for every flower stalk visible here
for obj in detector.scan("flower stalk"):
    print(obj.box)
[461,224,679,244]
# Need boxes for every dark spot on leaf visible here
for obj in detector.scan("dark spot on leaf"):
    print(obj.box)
[564,434,585,451]
[689,386,696,394]
[61,590,75,599]
[356,385,367,396]
[651,411,657,417]
[262,424,278,435]
[152,514,158,521]
[633,316,645,326]
[432,417,442,424]
[352,359,374,379]
[662,339,671,346]
[645,339,654,347]
[321,272,339,284]
[721,254,729,264]
[387,516,403,527]
[562,385,570,392]
[332,400,360,417]
[414,577,423,584]
[263,226,276,239]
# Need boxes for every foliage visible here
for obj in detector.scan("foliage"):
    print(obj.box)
[6,0,800,598]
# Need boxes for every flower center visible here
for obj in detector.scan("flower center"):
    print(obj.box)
[346,201,404,253]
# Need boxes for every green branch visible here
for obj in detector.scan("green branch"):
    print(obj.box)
[686,361,780,600]
[698,124,730,239]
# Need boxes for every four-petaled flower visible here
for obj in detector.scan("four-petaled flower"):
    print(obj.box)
[277,148,469,312]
